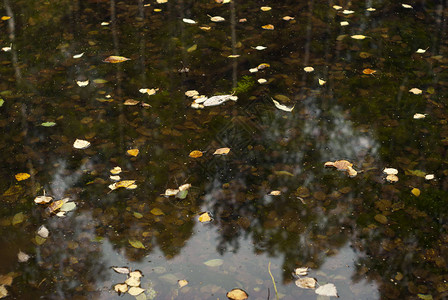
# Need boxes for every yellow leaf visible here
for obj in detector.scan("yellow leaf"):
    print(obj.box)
[128,239,145,249]
[128,287,145,296]
[114,283,128,294]
[115,180,136,188]
[1,16,11,21]
[283,16,295,21]
[304,66,314,73]
[150,208,164,216]
[362,68,376,75]
[262,24,274,30]
[187,44,197,52]
[46,199,67,214]
[226,288,249,300]
[386,174,399,183]
[198,212,212,223]
[103,56,131,63]
[213,147,230,155]
[178,279,189,288]
[189,150,203,158]
[269,190,281,196]
[127,149,139,157]
[257,63,270,70]
[125,276,140,287]
[15,173,30,181]
[12,212,25,225]
[411,188,421,197]
[351,35,367,40]
[110,166,122,175]
[210,16,225,22]
[260,6,271,11]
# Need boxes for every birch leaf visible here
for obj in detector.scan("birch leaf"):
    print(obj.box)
[73,139,90,149]
[182,18,196,24]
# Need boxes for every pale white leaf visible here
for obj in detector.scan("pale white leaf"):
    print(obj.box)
[203,95,236,107]
[294,267,309,276]
[416,48,427,53]
[249,67,259,73]
[383,168,398,175]
[73,52,84,59]
[332,5,342,10]
[319,79,326,85]
[178,183,191,191]
[2,46,11,52]
[112,267,130,274]
[342,10,354,14]
[73,139,90,149]
[185,90,199,97]
[191,103,204,109]
[37,225,49,238]
[128,286,145,296]
[402,4,413,9]
[210,16,225,22]
[413,113,426,119]
[183,18,196,24]
[101,22,110,26]
[272,98,294,112]
[304,66,314,73]
[409,88,422,94]
[76,80,89,87]
[194,96,208,103]
[34,196,52,204]
[253,46,267,50]
[125,276,140,287]
[258,78,267,84]
[295,277,317,289]
[340,21,349,26]
[203,258,224,267]
[425,174,435,180]
[164,189,179,196]
[315,283,338,297]
[18,251,30,262]
[60,201,76,212]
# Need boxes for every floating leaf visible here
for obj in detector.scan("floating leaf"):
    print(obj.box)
[34,196,52,204]
[178,279,188,288]
[115,180,136,188]
[73,52,84,58]
[127,149,139,157]
[101,22,109,26]
[262,24,274,30]
[367,7,376,11]
[386,174,399,183]
[185,90,199,97]
[213,147,230,155]
[409,88,422,95]
[425,174,435,180]
[73,139,91,149]
[182,18,196,24]
[260,6,271,11]
[178,183,191,191]
[226,288,248,300]
[15,173,30,181]
[258,78,267,84]
[1,16,11,20]
[125,276,140,287]
[129,239,145,249]
[315,283,338,297]
[41,122,56,127]
[164,189,179,196]
[60,201,76,212]
[124,99,139,106]
[411,188,421,197]
[295,277,317,289]
[12,213,24,225]
[37,225,49,238]
[76,80,89,87]
[187,44,197,52]
[351,35,367,40]
[319,79,326,85]
[272,98,294,112]
[283,16,295,21]
[46,199,68,215]
[103,56,131,63]
[0,285,7,298]
[413,113,426,119]
[416,48,427,53]
[210,16,225,22]
[402,3,413,9]
[112,267,130,274]
[129,270,143,278]
[204,258,223,267]
[343,10,354,14]
[227,54,240,58]
[34,235,46,245]
[110,166,122,175]
[150,208,164,216]
[304,66,314,73]
[114,283,128,294]
[253,46,267,50]
[332,5,342,10]
[383,168,398,175]
[128,287,145,296]
[203,94,237,107]
[17,251,30,262]
[269,190,281,196]
[189,150,203,158]
[294,267,309,276]
[199,212,212,223]
[362,68,376,75]
[340,21,349,26]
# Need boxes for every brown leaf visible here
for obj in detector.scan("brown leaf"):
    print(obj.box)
[124,99,140,106]
[227,288,248,300]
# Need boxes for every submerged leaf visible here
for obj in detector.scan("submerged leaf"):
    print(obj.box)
[128,239,145,249]
[213,147,230,155]
[150,208,164,216]
[204,258,224,267]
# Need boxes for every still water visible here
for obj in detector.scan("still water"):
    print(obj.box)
[0,0,447,299]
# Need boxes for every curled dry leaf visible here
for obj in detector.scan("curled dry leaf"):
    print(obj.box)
[114,283,128,294]
[315,283,338,297]
[226,288,248,300]
[112,267,130,274]
[73,139,90,149]
[34,196,52,204]
[178,279,188,288]
[294,267,309,276]
[295,277,317,289]
[272,98,294,112]
[213,147,230,155]
[182,18,196,24]
[198,212,212,223]
[103,56,131,63]
[76,80,89,87]
[15,173,30,181]
[178,183,191,191]
[189,150,203,158]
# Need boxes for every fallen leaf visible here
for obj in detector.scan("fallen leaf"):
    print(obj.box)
[283,16,294,20]
[295,277,317,289]
[343,10,354,14]
[362,68,376,75]
[1,46,11,52]
[416,48,427,53]
[73,52,84,58]
[127,149,139,157]
[103,56,131,63]
[375,214,388,224]
[386,174,399,182]
[189,150,203,158]
[304,66,314,73]
[101,22,109,26]
[46,199,68,215]
[112,267,130,274]
[315,283,338,297]
[41,122,56,127]
[204,258,224,267]
[59,201,76,212]
[124,99,140,105]
[76,80,89,87]
[18,251,30,262]
[129,270,143,278]
[258,78,267,84]
[226,288,248,300]
[294,267,309,276]
[110,166,122,175]
[228,54,240,58]
[178,279,188,288]
[164,189,179,196]
[383,168,398,175]
[272,98,294,112]
[411,188,421,197]
[203,94,237,107]
[125,276,140,287]
[210,16,225,22]
[15,173,30,181]
[340,21,349,26]
[409,88,422,95]
[1,16,11,20]
[12,212,24,225]
[319,79,326,85]
[262,24,274,30]
[128,287,145,296]
[0,285,7,298]
[128,239,145,249]
[213,147,230,155]
[402,3,413,9]
[115,180,137,188]
[413,113,426,119]
[332,5,342,10]
[178,183,191,191]
[200,26,211,30]
[199,212,212,223]
[367,7,376,11]
[150,208,164,216]
[249,68,258,73]
[182,18,196,24]
[269,190,281,196]
[425,174,435,180]
[37,225,49,238]
[260,6,271,11]
[114,283,128,294]
[351,35,367,40]
[187,44,197,52]
[73,139,91,149]
[253,46,267,50]
[332,160,352,170]
[185,90,199,97]
[34,196,52,204]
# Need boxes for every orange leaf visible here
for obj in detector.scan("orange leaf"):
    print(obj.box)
[103,56,131,63]
[261,24,274,30]
[127,149,139,157]
[15,173,30,181]
[189,150,203,158]
[362,68,376,75]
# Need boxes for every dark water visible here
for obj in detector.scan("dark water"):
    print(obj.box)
[0,0,448,299]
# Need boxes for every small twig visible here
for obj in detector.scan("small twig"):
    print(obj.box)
[268,261,279,300]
